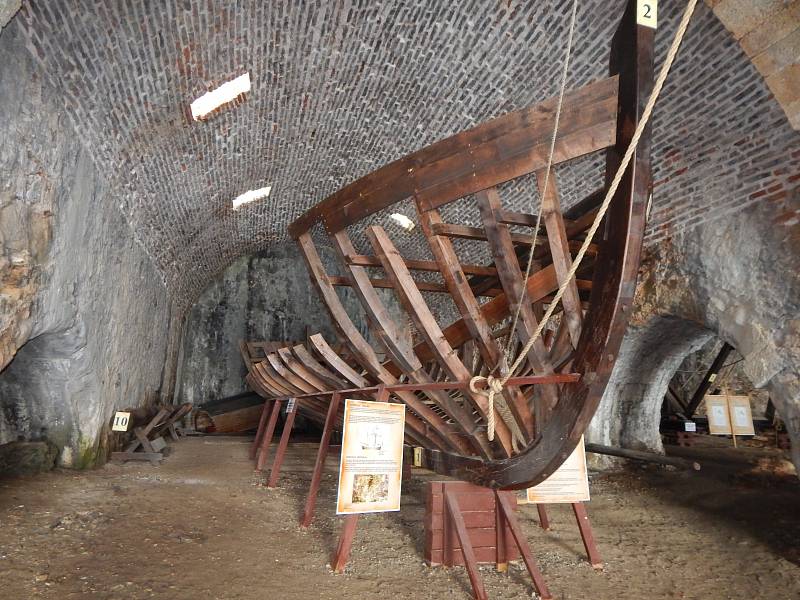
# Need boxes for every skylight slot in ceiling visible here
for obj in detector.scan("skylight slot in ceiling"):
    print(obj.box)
[190,73,251,121]
[232,185,272,210]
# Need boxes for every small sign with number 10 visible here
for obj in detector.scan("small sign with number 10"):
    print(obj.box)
[112,411,131,432]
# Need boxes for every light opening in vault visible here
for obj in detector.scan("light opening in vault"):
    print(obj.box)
[232,185,272,210]
[190,72,251,121]
[389,213,415,231]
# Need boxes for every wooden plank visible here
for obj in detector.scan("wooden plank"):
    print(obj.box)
[267,353,316,394]
[255,399,282,472]
[445,493,488,600]
[429,223,596,257]
[331,514,360,573]
[277,347,330,392]
[476,188,560,419]
[410,262,560,366]
[297,235,463,455]
[328,275,503,297]
[536,168,583,348]
[367,224,514,457]
[308,334,370,388]
[572,502,603,569]
[426,526,517,551]
[253,361,295,397]
[291,343,347,389]
[345,254,497,277]
[249,400,272,460]
[267,401,298,488]
[685,342,734,418]
[289,76,617,238]
[496,492,552,599]
[331,230,491,458]
[416,202,533,439]
[300,392,342,528]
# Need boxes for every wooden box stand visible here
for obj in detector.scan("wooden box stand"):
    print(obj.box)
[424,481,552,600]
[426,481,519,567]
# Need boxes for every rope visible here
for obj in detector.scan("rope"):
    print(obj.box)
[473,0,699,442]
[503,0,578,360]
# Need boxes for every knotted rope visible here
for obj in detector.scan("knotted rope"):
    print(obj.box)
[472,0,699,442]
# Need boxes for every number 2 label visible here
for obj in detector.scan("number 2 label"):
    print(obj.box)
[637,0,658,29]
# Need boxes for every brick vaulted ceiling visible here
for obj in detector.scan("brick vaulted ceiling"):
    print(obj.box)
[12,1,800,308]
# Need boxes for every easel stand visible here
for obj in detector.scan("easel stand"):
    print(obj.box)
[534,502,603,569]
[425,481,552,600]
[300,392,343,527]
[249,398,300,487]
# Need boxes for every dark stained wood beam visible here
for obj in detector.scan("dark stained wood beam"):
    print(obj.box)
[685,342,734,418]
[345,253,497,277]
[289,75,618,237]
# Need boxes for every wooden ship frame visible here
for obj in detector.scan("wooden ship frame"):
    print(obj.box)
[241,1,655,490]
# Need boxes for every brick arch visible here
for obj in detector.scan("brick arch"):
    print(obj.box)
[707,0,800,130]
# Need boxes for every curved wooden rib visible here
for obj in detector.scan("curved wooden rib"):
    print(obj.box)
[330,230,492,458]
[244,0,653,489]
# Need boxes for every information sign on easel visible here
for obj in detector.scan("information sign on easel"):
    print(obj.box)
[336,399,406,515]
[526,437,590,504]
[705,394,755,439]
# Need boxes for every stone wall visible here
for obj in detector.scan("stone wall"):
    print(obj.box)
[176,242,409,405]
[588,188,800,470]
[0,25,181,468]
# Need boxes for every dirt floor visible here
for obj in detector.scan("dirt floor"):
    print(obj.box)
[1,435,798,600]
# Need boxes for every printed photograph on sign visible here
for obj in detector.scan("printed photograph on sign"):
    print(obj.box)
[728,395,755,436]
[708,402,729,433]
[526,436,590,504]
[336,399,406,515]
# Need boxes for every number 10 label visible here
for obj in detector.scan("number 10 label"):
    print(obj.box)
[637,0,658,29]
[112,411,131,432]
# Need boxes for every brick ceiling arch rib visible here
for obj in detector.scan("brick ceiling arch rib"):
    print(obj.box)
[10,0,800,309]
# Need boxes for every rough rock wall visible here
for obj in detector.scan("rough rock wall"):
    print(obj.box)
[176,242,408,405]
[0,0,19,30]
[588,189,800,469]
[0,25,181,467]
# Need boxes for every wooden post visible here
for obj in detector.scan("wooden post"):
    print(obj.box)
[249,400,272,460]
[267,399,299,488]
[331,514,360,573]
[685,342,733,417]
[255,399,283,472]
[300,392,342,528]
[495,493,508,572]
[496,492,552,600]
[537,504,551,530]
[724,388,737,448]
[572,502,603,569]
[445,492,488,600]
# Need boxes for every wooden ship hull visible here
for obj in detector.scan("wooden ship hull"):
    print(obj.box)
[242,1,654,490]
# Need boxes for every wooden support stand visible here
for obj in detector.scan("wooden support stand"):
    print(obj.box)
[111,404,192,465]
[267,400,299,488]
[255,399,283,473]
[533,502,603,569]
[331,514,359,573]
[300,392,342,528]
[249,400,272,460]
[425,481,552,600]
